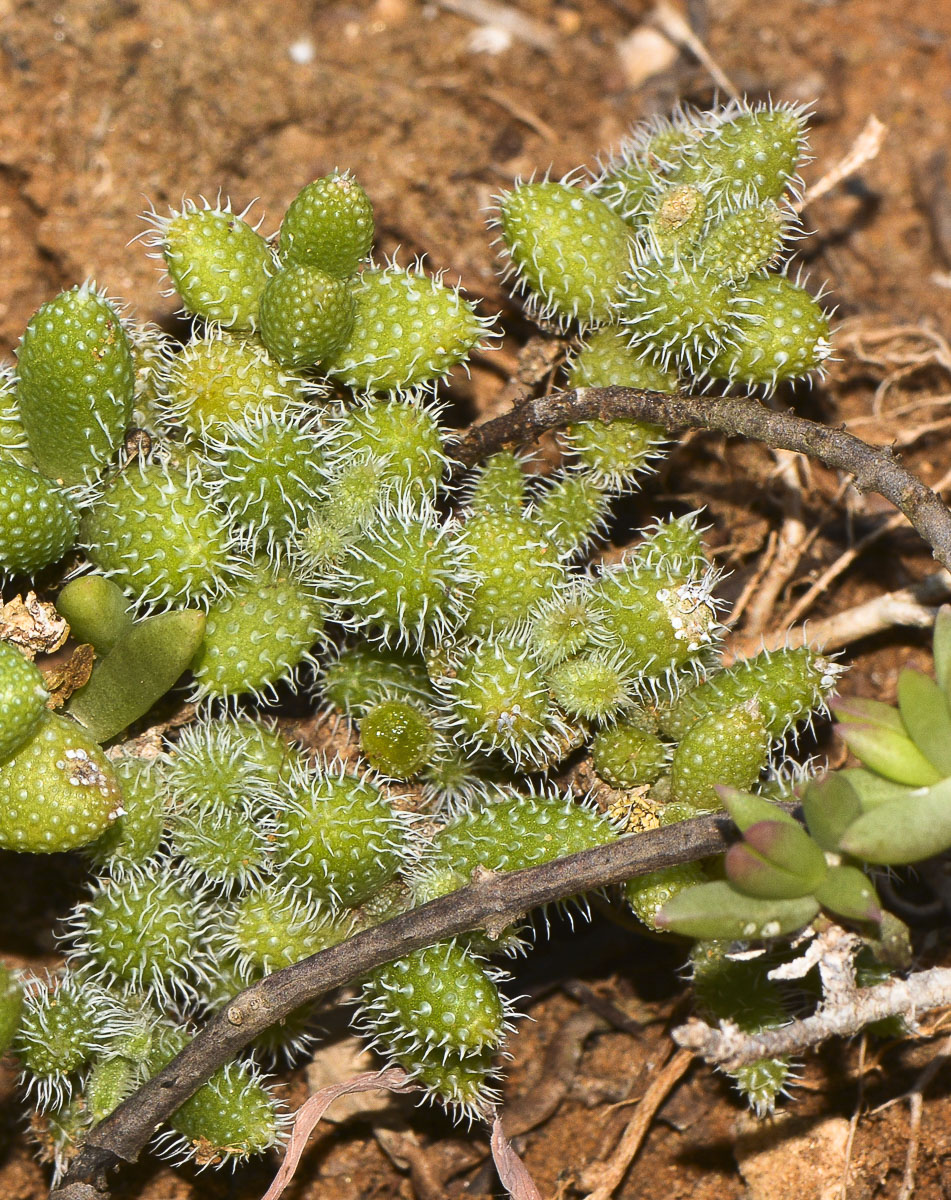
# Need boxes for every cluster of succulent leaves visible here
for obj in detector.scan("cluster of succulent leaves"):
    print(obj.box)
[498,97,832,391]
[0,99,935,1179]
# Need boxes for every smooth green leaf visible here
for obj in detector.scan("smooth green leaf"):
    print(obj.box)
[836,722,942,787]
[814,865,881,924]
[56,575,132,656]
[67,610,206,742]
[802,773,863,850]
[839,776,951,865]
[717,786,799,832]
[897,668,951,775]
[655,880,819,940]
[831,695,903,732]
[934,605,951,700]
[744,819,827,887]
[838,767,920,812]
[725,842,819,899]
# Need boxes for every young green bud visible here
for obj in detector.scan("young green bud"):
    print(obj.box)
[223,881,347,977]
[587,153,657,225]
[0,367,33,469]
[162,329,311,434]
[632,512,708,576]
[670,704,770,811]
[0,461,78,578]
[326,501,466,646]
[591,721,669,787]
[530,472,610,559]
[67,862,212,1003]
[319,641,433,717]
[86,754,168,872]
[563,328,673,489]
[672,100,809,209]
[153,200,271,330]
[460,510,565,635]
[497,180,633,326]
[331,395,449,500]
[170,793,271,891]
[617,257,738,375]
[0,712,122,853]
[699,202,788,282]
[275,760,408,905]
[16,973,111,1108]
[707,274,831,389]
[566,324,678,395]
[359,698,437,779]
[661,646,843,741]
[189,560,324,704]
[279,171,374,276]
[359,939,509,1061]
[16,284,134,484]
[164,1060,285,1166]
[258,263,356,368]
[0,640,49,762]
[81,455,234,610]
[126,319,173,433]
[525,584,601,668]
[167,714,298,821]
[424,789,618,878]
[589,561,721,684]
[548,650,636,722]
[436,634,570,768]
[464,450,529,516]
[202,406,326,551]
[325,263,491,393]
[388,1041,499,1121]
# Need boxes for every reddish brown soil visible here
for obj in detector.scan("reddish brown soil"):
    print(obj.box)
[4,1,951,1197]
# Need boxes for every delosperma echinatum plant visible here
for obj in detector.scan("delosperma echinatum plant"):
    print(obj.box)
[2,99,934,1183]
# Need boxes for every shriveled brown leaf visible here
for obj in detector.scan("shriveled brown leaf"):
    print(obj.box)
[42,644,95,709]
[0,592,69,657]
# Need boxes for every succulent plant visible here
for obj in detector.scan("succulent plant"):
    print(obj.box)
[6,99,939,1182]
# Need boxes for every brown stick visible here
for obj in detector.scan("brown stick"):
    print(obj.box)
[452,386,951,572]
[51,810,737,1199]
